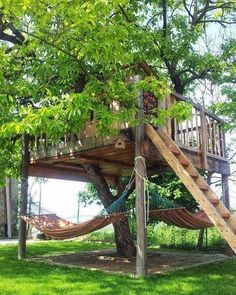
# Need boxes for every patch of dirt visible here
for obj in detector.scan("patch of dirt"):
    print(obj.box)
[32,250,229,275]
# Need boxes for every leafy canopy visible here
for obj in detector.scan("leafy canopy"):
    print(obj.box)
[0,0,235,180]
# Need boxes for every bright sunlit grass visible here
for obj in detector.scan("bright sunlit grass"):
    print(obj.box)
[0,240,235,295]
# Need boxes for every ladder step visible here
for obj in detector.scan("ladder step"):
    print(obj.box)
[177,154,189,166]
[198,184,209,191]
[221,212,231,219]
[194,178,209,191]
[170,145,181,155]
[184,166,199,178]
[209,198,219,205]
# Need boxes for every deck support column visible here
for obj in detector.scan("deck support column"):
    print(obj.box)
[18,134,30,259]
[135,75,147,277]
[222,174,230,210]
[221,174,234,256]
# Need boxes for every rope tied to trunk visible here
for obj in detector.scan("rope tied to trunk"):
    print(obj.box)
[134,156,150,227]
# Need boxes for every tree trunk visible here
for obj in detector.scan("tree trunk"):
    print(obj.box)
[82,163,136,257]
[197,229,204,250]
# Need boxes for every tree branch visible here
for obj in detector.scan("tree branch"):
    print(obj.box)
[19,29,78,61]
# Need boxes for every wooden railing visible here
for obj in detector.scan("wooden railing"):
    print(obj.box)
[163,93,226,166]
[31,92,227,166]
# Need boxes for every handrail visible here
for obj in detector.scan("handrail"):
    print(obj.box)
[161,94,227,162]
[171,92,225,124]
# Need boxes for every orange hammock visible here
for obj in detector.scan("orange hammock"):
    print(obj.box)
[23,213,125,239]
[149,208,213,230]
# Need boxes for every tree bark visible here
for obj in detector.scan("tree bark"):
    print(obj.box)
[197,229,204,250]
[82,163,136,257]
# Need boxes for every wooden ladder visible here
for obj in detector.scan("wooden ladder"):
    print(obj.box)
[146,124,236,253]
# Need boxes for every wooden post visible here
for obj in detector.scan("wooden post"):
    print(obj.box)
[18,134,30,259]
[221,129,230,210]
[222,175,230,210]
[200,107,208,170]
[5,179,12,238]
[134,75,147,277]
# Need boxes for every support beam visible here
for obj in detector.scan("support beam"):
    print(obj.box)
[222,174,230,210]
[29,164,117,185]
[18,134,30,259]
[135,75,147,277]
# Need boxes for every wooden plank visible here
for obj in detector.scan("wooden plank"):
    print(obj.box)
[147,124,236,253]
[222,175,230,209]
[195,108,200,149]
[186,120,189,146]
[216,123,221,156]
[200,108,208,170]
[135,75,147,277]
[212,120,216,154]
[29,164,117,185]
[165,95,172,136]
[191,113,194,147]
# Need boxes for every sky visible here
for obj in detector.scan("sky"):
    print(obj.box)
[30,178,102,222]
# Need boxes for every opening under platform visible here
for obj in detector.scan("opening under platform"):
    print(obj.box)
[31,249,229,275]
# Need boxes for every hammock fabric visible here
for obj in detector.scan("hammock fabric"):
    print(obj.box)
[23,213,125,239]
[24,187,214,239]
[149,208,213,230]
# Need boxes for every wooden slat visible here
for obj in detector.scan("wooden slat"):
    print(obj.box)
[200,108,208,170]
[190,114,194,147]
[216,123,221,156]
[174,119,178,142]
[186,120,189,146]
[195,109,200,149]
[146,124,236,253]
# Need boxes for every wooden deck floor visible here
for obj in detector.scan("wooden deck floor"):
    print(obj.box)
[29,127,230,184]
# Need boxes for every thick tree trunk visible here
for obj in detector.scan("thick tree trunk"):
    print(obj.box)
[82,163,136,257]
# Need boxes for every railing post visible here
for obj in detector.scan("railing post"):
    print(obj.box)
[221,129,230,210]
[200,107,208,170]
[134,75,147,277]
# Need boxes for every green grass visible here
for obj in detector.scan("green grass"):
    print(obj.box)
[0,240,235,295]
[85,224,224,251]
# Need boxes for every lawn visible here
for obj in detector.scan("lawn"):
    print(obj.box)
[0,240,235,295]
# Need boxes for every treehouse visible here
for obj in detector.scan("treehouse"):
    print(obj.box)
[29,92,230,185]
[20,84,236,277]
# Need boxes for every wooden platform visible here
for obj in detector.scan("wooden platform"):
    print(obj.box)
[29,130,230,184]
[29,93,230,183]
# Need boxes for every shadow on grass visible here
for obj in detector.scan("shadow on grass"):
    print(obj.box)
[0,242,235,295]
